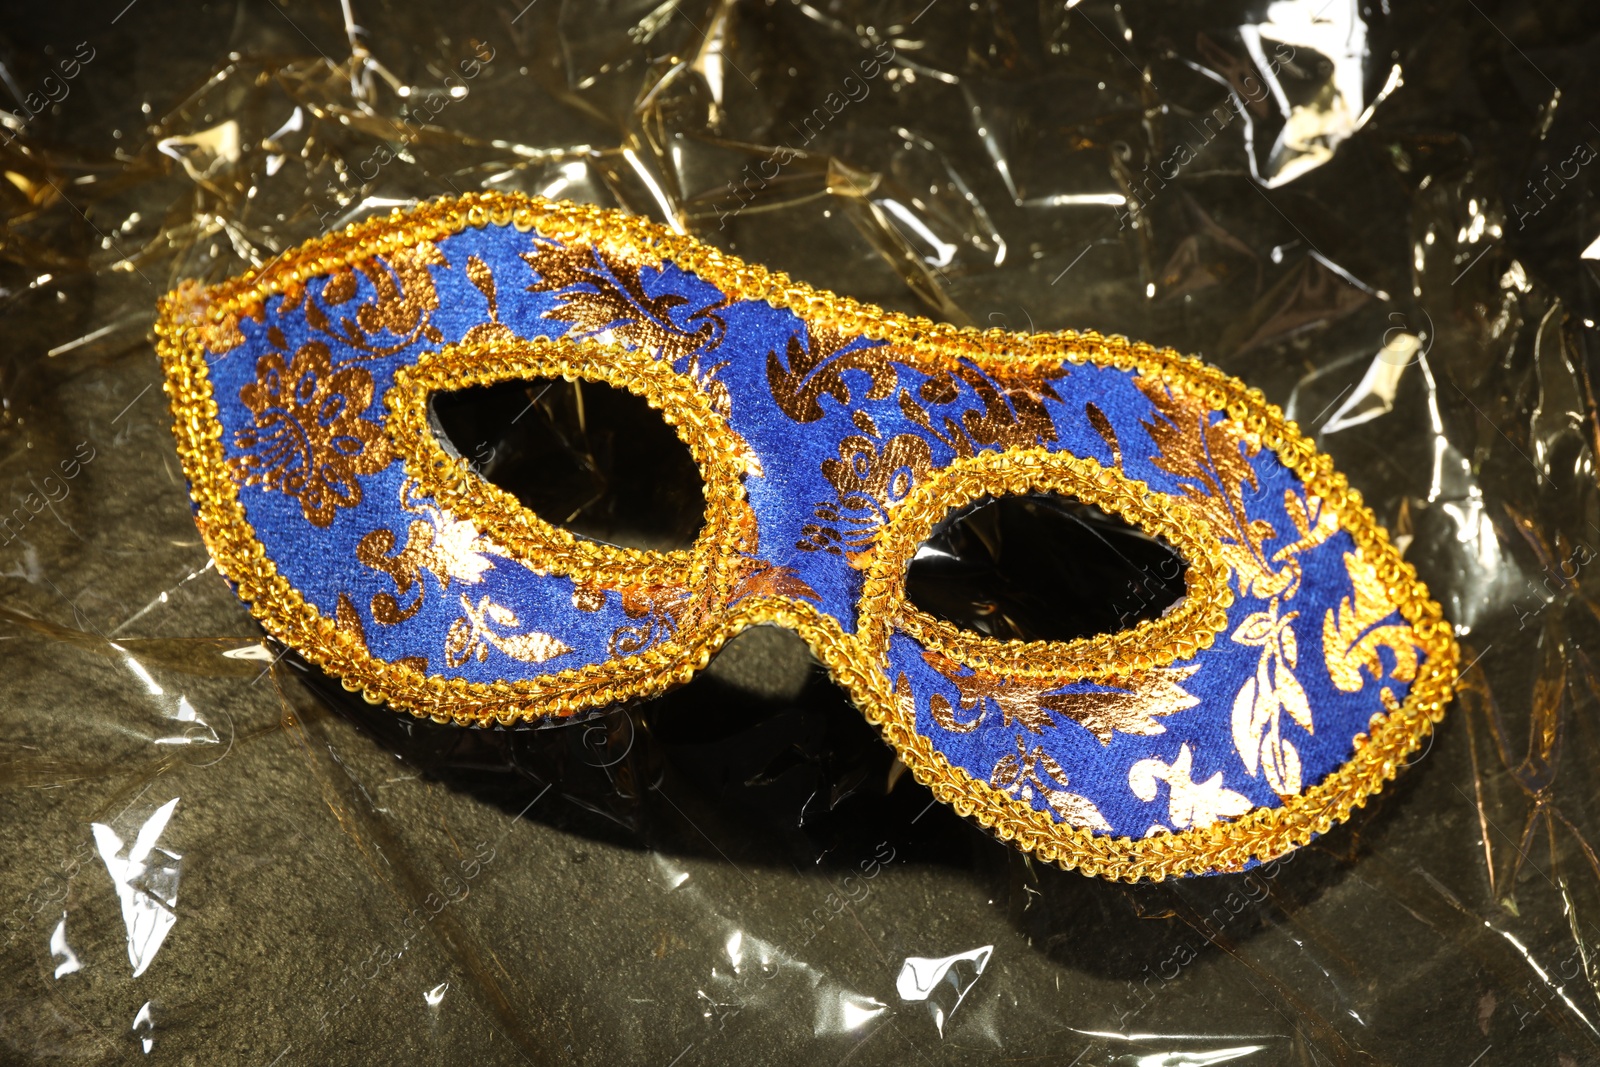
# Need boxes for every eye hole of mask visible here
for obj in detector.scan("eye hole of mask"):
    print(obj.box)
[429,377,705,552]
[904,493,1189,643]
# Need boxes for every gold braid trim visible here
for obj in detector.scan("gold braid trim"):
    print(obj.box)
[154,191,1459,881]
[859,447,1233,681]
[387,337,744,589]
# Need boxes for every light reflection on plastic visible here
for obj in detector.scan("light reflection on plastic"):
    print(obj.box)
[895,944,993,1037]
[1132,1046,1265,1066]
[156,120,243,183]
[534,159,593,202]
[1489,923,1598,1035]
[839,996,886,1031]
[1239,0,1388,187]
[425,982,449,1007]
[878,198,956,267]
[814,989,887,1035]
[153,695,213,746]
[114,647,165,696]
[220,642,276,662]
[653,854,693,890]
[50,913,81,978]
[1410,346,1520,627]
[1025,192,1127,208]
[725,929,743,972]
[133,1001,154,1054]
[93,797,182,978]
[1320,333,1418,434]
[622,146,684,232]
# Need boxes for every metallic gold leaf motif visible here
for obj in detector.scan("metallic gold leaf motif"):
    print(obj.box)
[730,562,819,602]
[1129,743,1253,830]
[728,502,820,603]
[1085,401,1120,467]
[571,584,608,613]
[802,432,934,563]
[1230,598,1311,796]
[991,736,1112,831]
[357,243,447,345]
[571,502,820,655]
[766,323,896,422]
[444,594,571,668]
[1322,550,1420,693]
[523,239,723,361]
[1138,376,1335,598]
[610,581,695,656]
[460,253,517,346]
[1050,666,1202,744]
[303,241,449,356]
[334,592,367,645]
[357,480,505,625]
[789,352,1067,562]
[896,363,1066,457]
[230,341,392,527]
[922,651,1198,741]
[322,269,358,305]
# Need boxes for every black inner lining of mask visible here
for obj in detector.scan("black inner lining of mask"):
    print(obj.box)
[904,493,1188,643]
[429,377,705,552]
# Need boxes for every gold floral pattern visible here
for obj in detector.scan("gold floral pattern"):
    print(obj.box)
[297,241,448,356]
[230,341,391,526]
[567,576,704,656]
[728,502,819,602]
[1129,743,1253,830]
[989,734,1112,832]
[793,355,1067,564]
[1133,373,1350,795]
[1138,376,1336,599]
[896,362,1066,456]
[921,650,1199,742]
[611,581,695,656]
[800,432,933,563]
[444,594,571,668]
[460,254,517,346]
[356,480,505,624]
[523,239,723,361]
[1323,550,1421,693]
[767,324,896,422]
[1230,598,1311,796]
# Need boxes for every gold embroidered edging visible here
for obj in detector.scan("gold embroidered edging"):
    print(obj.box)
[857,447,1233,681]
[388,336,744,588]
[154,191,1460,881]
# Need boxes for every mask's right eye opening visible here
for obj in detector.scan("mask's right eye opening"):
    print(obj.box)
[429,376,705,553]
[904,492,1188,643]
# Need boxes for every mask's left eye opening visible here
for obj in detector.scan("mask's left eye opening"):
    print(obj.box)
[429,376,705,552]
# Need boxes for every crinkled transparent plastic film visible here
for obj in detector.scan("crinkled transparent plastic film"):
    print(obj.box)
[2,0,1597,1062]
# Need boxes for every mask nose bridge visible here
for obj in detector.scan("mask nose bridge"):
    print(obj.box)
[710,324,1088,653]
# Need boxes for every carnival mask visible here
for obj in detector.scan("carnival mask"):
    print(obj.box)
[155,193,1457,880]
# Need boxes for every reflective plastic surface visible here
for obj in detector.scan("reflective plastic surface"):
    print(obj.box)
[2,1,1599,1064]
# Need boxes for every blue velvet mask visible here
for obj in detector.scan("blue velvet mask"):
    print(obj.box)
[156,193,1458,880]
